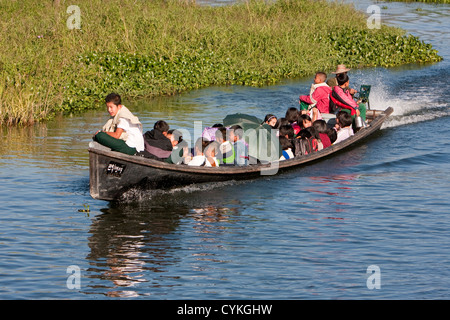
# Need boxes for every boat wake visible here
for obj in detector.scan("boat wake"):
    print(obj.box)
[117,179,247,203]
[355,67,450,129]
[367,85,449,129]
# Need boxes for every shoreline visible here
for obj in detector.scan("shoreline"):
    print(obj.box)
[0,0,442,126]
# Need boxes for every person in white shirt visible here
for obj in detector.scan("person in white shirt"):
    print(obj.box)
[188,138,219,167]
[333,111,354,144]
[93,93,144,155]
[279,136,294,161]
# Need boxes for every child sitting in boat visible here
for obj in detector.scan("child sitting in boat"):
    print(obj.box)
[275,117,289,129]
[274,117,289,137]
[93,93,144,155]
[188,138,219,167]
[140,120,173,160]
[263,114,277,128]
[333,111,354,144]
[299,72,331,122]
[214,127,235,165]
[313,119,332,149]
[279,125,294,140]
[298,114,312,131]
[327,127,337,144]
[285,107,301,135]
[165,129,190,165]
[279,136,294,161]
[229,125,249,166]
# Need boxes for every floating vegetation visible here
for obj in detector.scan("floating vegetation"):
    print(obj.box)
[78,203,90,216]
[0,0,443,125]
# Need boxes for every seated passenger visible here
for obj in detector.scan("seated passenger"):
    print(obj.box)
[330,73,366,121]
[279,125,294,140]
[263,114,278,128]
[327,127,337,144]
[298,114,312,131]
[215,127,235,165]
[229,125,249,166]
[165,129,189,164]
[279,136,294,161]
[285,107,301,135]
[140,120,173,160]
[93,93,144,156]
[188,138,218,167]
[275,117,289,129]
[274,117,289,137]
[334,111,354,144]
[313,119,332,149]
[299,72,331,122]
[327,64,357,95]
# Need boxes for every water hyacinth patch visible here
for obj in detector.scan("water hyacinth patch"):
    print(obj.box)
[0,0,443,125]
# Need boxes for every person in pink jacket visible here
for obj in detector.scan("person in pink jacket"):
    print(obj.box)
[299,72,332,122]
[330,73,366,120]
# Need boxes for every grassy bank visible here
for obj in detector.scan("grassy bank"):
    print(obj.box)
[0,0,442,125]
[385,0,449,3]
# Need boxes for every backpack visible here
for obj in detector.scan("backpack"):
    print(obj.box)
[292,137,319,157]
[329,97,338,114]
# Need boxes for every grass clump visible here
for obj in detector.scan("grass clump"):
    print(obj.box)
[0,0,442,125]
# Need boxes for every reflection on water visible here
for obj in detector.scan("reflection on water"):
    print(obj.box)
[85,204,186,297]
[84,198,241,297]
[302,174,359,220]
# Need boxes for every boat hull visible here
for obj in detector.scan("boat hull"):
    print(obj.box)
[89,107,393,201]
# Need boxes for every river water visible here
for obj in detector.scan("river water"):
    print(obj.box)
[0,1,449,300]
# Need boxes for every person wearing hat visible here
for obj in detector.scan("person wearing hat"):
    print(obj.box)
[326,65,357,96]
[330,72,367,121]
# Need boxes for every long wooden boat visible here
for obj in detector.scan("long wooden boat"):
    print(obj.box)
[89,107,393,201]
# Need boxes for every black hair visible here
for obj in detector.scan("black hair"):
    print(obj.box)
[285,107,299,124]
[298,114,312,129]
[279,136,293,151]
[154,120,170,133]
[313,119,328,133]
[279,124,294,139]
[230,125,243,140]
[195,137,210,154]
[215,126,227,141]
[275,117,289,129]
[336,72,349,86]
[105,92,121,105]
[212,123,223,128]
[264,114,277,124]
[305,126,320,140]
[327,128,337,144]
[337,111,352,128]
[168,129,183,142]
[316,72,327,82]
[297,128,312,139]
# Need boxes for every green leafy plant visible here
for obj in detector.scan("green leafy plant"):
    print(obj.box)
[0,0,442,125]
